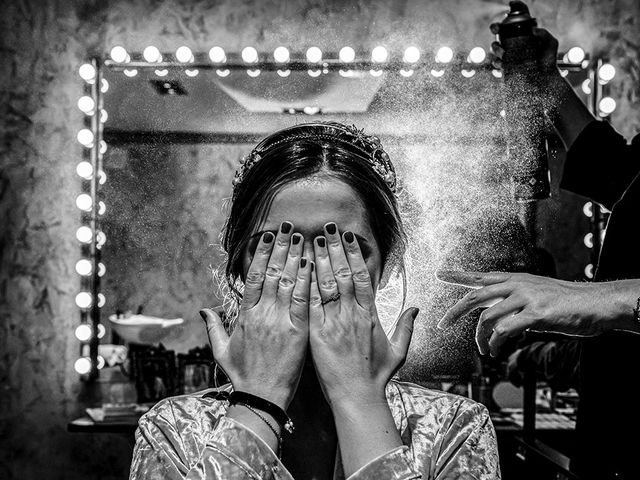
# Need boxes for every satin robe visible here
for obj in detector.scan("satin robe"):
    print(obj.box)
[129,379,500,479]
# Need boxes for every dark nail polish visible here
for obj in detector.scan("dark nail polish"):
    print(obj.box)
[316,237,326,248]
[292,234,301,245]
[280,221,292,234]
[300,257,307,268]
[325,223,336,235]
[411,308,420,319]
[263,232,274,243]
[310,261,315,272]
[199,310,207,322]
[344,231,354,243]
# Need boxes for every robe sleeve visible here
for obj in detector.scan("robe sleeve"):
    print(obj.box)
[129,398,292,480]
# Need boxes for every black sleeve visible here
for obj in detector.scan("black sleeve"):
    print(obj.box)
[560,120,640,210]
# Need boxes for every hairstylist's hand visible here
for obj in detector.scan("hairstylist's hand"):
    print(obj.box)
[436,271,640,357]
[489,23,561,79]
[201,222,311,410]
[309,222,419,407]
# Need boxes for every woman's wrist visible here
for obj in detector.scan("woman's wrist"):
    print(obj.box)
[231,383,292,410]
[603,280,640,333]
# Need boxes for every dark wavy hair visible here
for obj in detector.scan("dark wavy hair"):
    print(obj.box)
[219,122,407,319]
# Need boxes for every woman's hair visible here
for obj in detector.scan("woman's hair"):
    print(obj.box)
[218,121,407,322]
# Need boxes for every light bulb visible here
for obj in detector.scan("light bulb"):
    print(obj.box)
[560,69,569,77]
[185,69,199,77]
[76,194,92,212]
[492,69,503,78]
[369,69,383,77]
[100,109,108,123]
[76,161,93,180]
[339,46,355,63]
[76,226,93,243]
[76,129,94,147]
[98,263,106,277]
[175,46,193,63]
[584,264,594,279]
[155,69,168,77]
[461,69,476,78]
[371,46,388,63]
[273,46,290,63]
[583,202,593,217]
[567,47,585,64]
[307,69,321,77]
[241,46,258,63]
[98,293,106,308]
[209,46,226,63]
[96,231,106,248]
[123,69,138,77]
[403,46,420,63]
[598,63,615,83]
[216,69,230,77]
[75,259,93,276]
[100,141,107,154]
[97,355,106,369]
[430,69,445,78]
[277,69,291,77]
[79,64,96,82]
[306,47,322,63]
[75,292,93,309]
[98,170,107,185]
[75,324,92,342]
[98,201,106,216]
[143,45,162,63]
[468,46,486,64]
[110,46,128,63]
[399,69,414,77]
[97,324,106,339]
[435,46,454,63]
[598,97,616,116]
[101,79,109,93]
[247,69,261,77]
[74,357,92,375]
[77,96,95,114]
[584,232,594,248]
[581,79,592,95]
[303,106,320,115]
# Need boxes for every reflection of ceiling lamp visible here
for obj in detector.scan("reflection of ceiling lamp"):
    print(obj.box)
[150,79,188,95]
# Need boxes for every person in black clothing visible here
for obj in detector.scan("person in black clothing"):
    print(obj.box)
[437,26,640,480]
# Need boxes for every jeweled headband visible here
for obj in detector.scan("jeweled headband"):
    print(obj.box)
[231,122,397,197]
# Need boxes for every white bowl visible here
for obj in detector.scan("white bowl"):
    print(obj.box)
[108,314,184,345]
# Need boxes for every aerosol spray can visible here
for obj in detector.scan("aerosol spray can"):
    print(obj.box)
[497,1,551,201]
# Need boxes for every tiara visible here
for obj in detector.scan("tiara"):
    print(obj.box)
[231,122,397,195]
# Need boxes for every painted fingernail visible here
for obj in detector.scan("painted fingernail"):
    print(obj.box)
[263,232,274,243]
[300,257,307,268]
[310,261,315,272]
[411,308,420,320]
[292,233,301,245]
[316,236,326,248]
[199,310,207,322]
[343,231,354,243]
[280,221,292,234]
[325,223,336,235]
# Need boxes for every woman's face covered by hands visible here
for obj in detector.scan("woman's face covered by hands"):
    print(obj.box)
[242,177,384,293]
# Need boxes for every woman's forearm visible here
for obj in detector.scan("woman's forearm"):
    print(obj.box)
[331,394,404,478]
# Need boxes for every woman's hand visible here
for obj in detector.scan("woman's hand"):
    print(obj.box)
[436,271,640,357]
[309,222,419,407]
[201,222,311,409]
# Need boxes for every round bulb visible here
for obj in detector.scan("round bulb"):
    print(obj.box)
[581,79,592,95]
[209,46,226,63]
[583,202,593,217]
[76,129,94,147]
[461,69,476,78]
[98,262,106,277]
[584,232,594,248]
[339,46,355,63]
[100,141,108,155]
[98,170,107,185]
[75,324,92,342]
[435,46,454,63]
[185,69,199,77]
[430,69,445,78]
[98,294,106,308]
[74,357,92,375]
[403,46,420,63]
[76,161,93,180]
[277,69,291,77]
[143,45,162,63]
[155,69,168,77]
[76,194,92,212]
[584,264,594,279]
[599,97,616,116]
[175,46,193,63]
[216,69,230,77]
[100,109,108,124]
[247,69,261,77]
[567,47,585,64]
[371,46,388,63]
[303,106,320,115]
[77,96,95,114]
[75,292,93,309]
[101,79,109,93]
[369,69,383,77]
[598,63,616,83]
[75,259,93,276]
[97,324,106,339]
[306,46,322,63]
[241,46,258,63]
[97,355,106,369]
[468,46,486,64]
[307,69,321,77]
[123,69,138,77]
[492,69,503,78]
[273,46,290,63]
[399,69,414,77]
[110,46,128,63]
[98,201,106,216]
[96,231,106,248]
[76,226,93,243]
[79,64,96,81]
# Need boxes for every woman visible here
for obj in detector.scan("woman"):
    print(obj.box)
[129,122,500,479]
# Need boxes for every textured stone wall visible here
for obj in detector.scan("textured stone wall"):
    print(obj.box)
[1,0,638,478]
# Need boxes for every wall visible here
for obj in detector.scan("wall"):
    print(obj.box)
[1,0,638,478]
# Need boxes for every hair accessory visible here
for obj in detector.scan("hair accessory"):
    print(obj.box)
[232,122,397,196]
[321,291,341,305]
[206,390,294,434]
